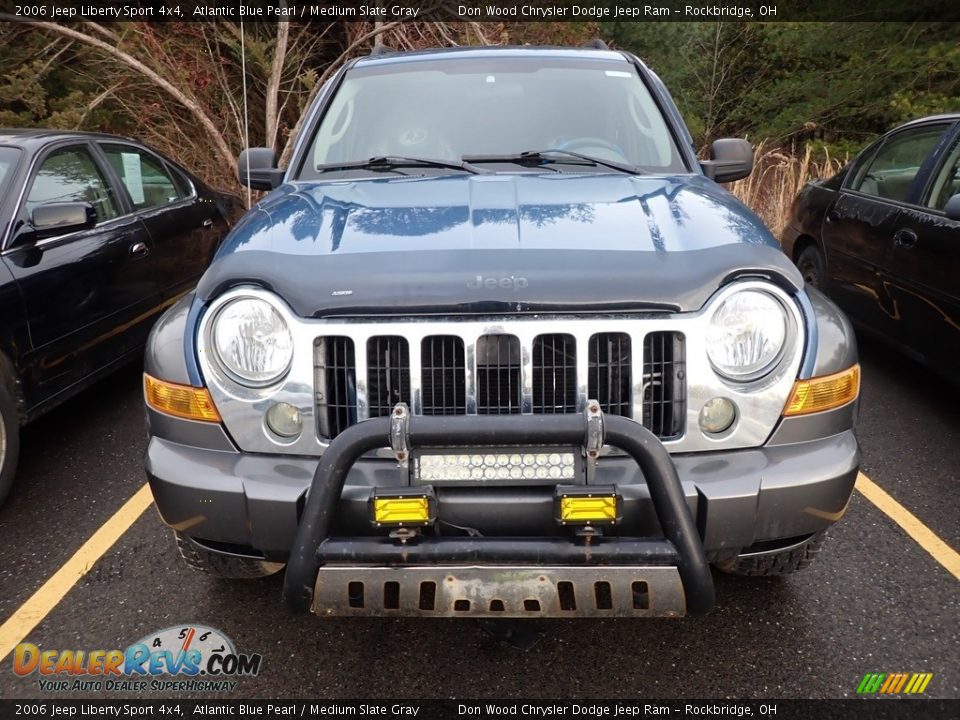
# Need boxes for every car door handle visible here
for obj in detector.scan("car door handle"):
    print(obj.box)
[893,229,918,248]
[202,218,214,228]
[129,241,150,257]
[825,208,841,223]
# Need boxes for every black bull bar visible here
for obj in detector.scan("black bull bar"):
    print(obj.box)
[283,409,715,616]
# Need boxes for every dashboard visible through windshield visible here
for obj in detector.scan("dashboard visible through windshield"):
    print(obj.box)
[299,56,688,179]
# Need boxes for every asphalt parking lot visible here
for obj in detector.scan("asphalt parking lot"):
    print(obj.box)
[0,335,957,700]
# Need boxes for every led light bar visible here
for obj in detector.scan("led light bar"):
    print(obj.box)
[415,451,576,483]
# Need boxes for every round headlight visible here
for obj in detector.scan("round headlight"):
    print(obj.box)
[211,297,294,387]
[706,290,787,381]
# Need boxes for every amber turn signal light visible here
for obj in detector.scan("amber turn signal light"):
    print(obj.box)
[144,374,221,423]
[783,364,860,416]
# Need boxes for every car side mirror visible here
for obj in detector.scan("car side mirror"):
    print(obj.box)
[237,148,284,191]
[945,193,960,221]
[31,202,97,239]
[700,139,754,183]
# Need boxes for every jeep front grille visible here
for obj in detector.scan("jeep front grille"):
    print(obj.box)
[422,336,467,416]
[476,334,522,415]
[314,336,356,438]
[643,332,686,439]
[367,336,410,418]
[314,328,686,442]
[532,334,577,414]
[589,332,632,418]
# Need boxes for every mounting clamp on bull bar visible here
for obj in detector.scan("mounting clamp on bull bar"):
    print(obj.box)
[283,407,715,617]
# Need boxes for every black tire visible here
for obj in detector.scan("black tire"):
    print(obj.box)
[175,532,284,580]
[796,244,827,290]
[717,531,827,577]
[0,380,21,508]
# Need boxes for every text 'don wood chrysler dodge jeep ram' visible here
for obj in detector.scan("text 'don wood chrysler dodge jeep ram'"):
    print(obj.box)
[143,45,861,618]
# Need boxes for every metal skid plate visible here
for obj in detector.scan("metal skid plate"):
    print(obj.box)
[312,565,686,618]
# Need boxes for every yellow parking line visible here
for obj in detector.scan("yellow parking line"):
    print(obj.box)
[0,483,153,662]
[856,471,960,581]
[0,468,955,663]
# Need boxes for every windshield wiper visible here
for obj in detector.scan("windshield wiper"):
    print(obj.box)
[316,155,486,175]
[463,150,642,175]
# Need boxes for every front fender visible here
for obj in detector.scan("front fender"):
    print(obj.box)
[144,293,195,386]
[806,286,858,376]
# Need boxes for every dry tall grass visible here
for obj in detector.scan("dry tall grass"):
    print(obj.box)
[729,142,847,239]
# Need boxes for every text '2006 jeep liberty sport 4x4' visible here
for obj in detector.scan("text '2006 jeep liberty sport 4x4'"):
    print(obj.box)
[143,45,860,618]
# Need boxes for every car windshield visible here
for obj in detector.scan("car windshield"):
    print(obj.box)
[299,56,687,179]
[0,146,21,201]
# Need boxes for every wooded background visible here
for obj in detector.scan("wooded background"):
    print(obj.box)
[1,20,957,230]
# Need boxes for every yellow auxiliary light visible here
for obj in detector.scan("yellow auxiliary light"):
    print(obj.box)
[144,374,221,422]
[783,364,860,416]
[371,491,435,526]
[556,487,620,525]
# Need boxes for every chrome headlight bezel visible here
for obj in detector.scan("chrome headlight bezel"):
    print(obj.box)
[196,281,807,457]
[705,288,790,383]
[209,295,295,388]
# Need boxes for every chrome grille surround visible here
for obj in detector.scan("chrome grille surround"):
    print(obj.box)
[196,281,805,457]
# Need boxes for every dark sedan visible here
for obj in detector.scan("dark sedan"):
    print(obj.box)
[783,114,960,380]
[0,129,240,505]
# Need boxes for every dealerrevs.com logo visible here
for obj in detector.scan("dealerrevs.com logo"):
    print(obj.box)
[13,624,262,693]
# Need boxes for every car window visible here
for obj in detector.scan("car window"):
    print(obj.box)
[25,145,119,222]
[166,162,194,198]
[845,142,881,191]
[925,135,960,211]
[303,57,687,178]
[0,146,21,200]
[101,144,185,210]
[850,124,948,203]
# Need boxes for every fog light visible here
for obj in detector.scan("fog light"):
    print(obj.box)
[555,487,619,525]
[371,490,435,526]
[265,402,301,438]
[699,397,736,434]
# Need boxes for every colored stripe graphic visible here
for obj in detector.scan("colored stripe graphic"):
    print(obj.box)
[904,673,933,694]
[858,672,932,694]
[857,673,885,693]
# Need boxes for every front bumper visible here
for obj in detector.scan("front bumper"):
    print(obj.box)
[147,429,858,560]
[147,408,859,617]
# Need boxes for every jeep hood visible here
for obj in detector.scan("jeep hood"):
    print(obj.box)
[197,173,802,317]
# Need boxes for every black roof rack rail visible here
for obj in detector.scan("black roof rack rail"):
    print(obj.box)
[582,39,609,50]
[369,44,394,57]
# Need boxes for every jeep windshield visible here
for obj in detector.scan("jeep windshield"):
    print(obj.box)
[299,56,688,179]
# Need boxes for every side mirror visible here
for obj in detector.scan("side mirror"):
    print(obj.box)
[945,193,960,221]
[700,139,754,183]
[237,148,284,191]
[31,202,97,238]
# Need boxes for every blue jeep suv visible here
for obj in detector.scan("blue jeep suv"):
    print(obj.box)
[143,45,861,618]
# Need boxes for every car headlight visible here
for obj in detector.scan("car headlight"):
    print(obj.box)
[211,297,294,387]
[706,289,787,381]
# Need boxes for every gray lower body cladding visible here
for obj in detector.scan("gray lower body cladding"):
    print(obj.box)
[146,427,859,562]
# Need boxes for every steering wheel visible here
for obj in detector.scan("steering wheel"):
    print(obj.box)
[552,137,629,162]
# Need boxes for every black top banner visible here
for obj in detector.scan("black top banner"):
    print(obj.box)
[1,700,959,720]
[2,0,960,22]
